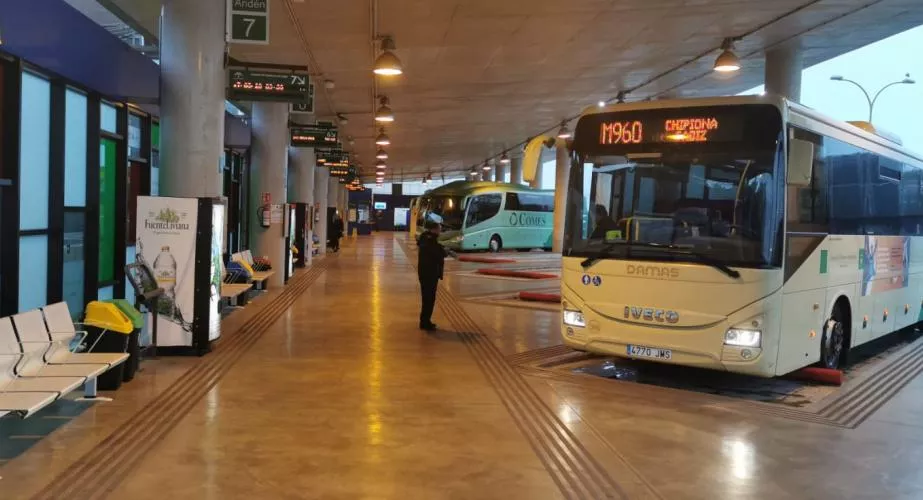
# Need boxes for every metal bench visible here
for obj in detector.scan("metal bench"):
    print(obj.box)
[219,259,253,307]
[232,251,274,290]
[0,318,79,418]
[41,302,131,369]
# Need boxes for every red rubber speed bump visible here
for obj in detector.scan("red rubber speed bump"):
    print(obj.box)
[458,256,517,264]
[788,367,843,386]
[518,291,562,303]
[476,268,558,279]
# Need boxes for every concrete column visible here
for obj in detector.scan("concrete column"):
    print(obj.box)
[314,168,329,255]
[159,0,225,197]
[510,156,524,185]
[248,102,288,288]
[289,147,315,267]
[552,140,570,253]
[765,44,803,102]
[488,166,497,182]
[498,163,510,183]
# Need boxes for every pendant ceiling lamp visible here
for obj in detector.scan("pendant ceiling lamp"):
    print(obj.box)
[376,148,388,160]
[376,159,387,170]
[375,96,394,122]
[373,37,404,76]
[499,152,510,164]
[713,37,741,73]
[556,120,572,139]
[375,129,390,146]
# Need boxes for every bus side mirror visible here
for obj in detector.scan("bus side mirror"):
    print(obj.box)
[787,138,815,186]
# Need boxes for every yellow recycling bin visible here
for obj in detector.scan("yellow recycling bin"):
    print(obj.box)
[83,301,133,390]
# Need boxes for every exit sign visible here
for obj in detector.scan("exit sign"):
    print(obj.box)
[227,0,269,45]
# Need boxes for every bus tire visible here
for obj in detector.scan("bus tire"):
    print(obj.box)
[821,303,849,370]
[488,235,502,253]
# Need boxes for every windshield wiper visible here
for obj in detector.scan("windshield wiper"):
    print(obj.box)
[579,241,741,279]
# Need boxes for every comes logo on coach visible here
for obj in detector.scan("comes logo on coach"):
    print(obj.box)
[626,264,679,279]
[508,212,546,226]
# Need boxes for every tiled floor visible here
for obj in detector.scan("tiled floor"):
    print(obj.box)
[3,233,923,499]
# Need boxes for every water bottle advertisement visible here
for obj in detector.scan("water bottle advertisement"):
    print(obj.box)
[135,196,222,349]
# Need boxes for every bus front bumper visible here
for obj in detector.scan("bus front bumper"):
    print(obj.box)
[561,296,777,377]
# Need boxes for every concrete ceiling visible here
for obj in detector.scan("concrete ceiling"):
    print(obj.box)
[104,0,923,180]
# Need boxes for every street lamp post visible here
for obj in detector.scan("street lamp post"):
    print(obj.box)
[830,74,916,123]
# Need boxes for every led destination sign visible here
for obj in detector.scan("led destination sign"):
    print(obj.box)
[599,116,725,145]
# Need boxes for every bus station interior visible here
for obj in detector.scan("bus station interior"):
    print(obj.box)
[2,1,923,499]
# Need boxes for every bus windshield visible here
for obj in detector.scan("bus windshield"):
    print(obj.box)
[566,150,783,268]
[421,195,466,230]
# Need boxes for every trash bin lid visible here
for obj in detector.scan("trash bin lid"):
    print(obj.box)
[107,299,144,329]
[84,301,133,334]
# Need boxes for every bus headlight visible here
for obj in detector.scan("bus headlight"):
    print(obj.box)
[563,310,586,328]
[724,328,761,348]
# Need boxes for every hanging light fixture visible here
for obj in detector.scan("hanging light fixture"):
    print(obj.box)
[375,96,395,122]
[481,162,491,171]
[469,167,479,177]
[556,120,572,139]
[499,152,510,164]
[375,129,390,146]
[376,148,388,160]
[375,159,387,170]
[713,37,741,73]
[422,176,428,185]
[373,37,404,76]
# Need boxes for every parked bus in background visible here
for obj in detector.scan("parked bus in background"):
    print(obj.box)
[416,181,555,252]
[561,95,923,377]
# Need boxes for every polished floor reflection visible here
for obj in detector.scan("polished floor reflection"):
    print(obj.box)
[3,233,923,499]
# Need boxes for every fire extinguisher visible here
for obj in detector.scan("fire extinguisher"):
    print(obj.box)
[257,205,271,228]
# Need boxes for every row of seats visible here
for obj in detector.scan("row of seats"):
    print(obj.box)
[221,251,276,306]
[0,302,129,419]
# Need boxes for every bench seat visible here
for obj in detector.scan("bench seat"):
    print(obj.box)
[40,303,130,369]
[0,392,57,418]
[5,376,85,395]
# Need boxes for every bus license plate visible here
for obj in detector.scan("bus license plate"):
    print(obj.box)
[626,344,672,360]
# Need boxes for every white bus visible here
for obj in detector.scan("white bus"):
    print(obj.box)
[561,95,923,377]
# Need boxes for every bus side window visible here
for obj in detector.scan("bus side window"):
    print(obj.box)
[505,193,521,211]
[466,194,502,227]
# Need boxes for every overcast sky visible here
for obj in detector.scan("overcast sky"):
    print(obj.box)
[741,24,923,155]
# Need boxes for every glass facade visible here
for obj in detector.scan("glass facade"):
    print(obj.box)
[63,89,89,317]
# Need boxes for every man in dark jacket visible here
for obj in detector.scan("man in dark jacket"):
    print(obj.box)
[417,221,455,330]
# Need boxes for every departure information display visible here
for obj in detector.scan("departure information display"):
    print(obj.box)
[598,115,736,145]
[227,68,312,104]
[291,125,338,147]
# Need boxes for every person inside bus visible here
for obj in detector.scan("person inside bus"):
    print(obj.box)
[590,204,620,239]
[417,220,456,331]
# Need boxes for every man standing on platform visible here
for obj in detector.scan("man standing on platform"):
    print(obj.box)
[417,220,455,331]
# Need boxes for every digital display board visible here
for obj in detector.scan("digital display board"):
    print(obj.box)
[227,68,313,104]
[573,104,781,153]
[329,165,353,178]
[598,115,737,145]
[317,149,349,168]
[291,125,338,147]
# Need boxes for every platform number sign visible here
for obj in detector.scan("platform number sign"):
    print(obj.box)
[227,0,269,45]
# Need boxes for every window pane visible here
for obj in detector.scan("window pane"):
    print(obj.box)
[124,246,136,306]
[19,235,48,311]
[101,103,117,133]
[128,113,142,158]
[97,286,114,301]
[65,89,88,207]
[63,211,85,317]
[20,71,50,230]
[99,139,117,282]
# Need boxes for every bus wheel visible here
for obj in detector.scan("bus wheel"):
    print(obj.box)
[821,308,847,369]
[489,235,502,253]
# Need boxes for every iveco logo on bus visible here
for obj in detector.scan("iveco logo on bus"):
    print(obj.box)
[625,264,680,279]
[624,306,680,324]
[508,213,546,226]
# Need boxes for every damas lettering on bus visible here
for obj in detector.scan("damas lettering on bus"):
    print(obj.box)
[626,264,679,279]
[508,212,546,227]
